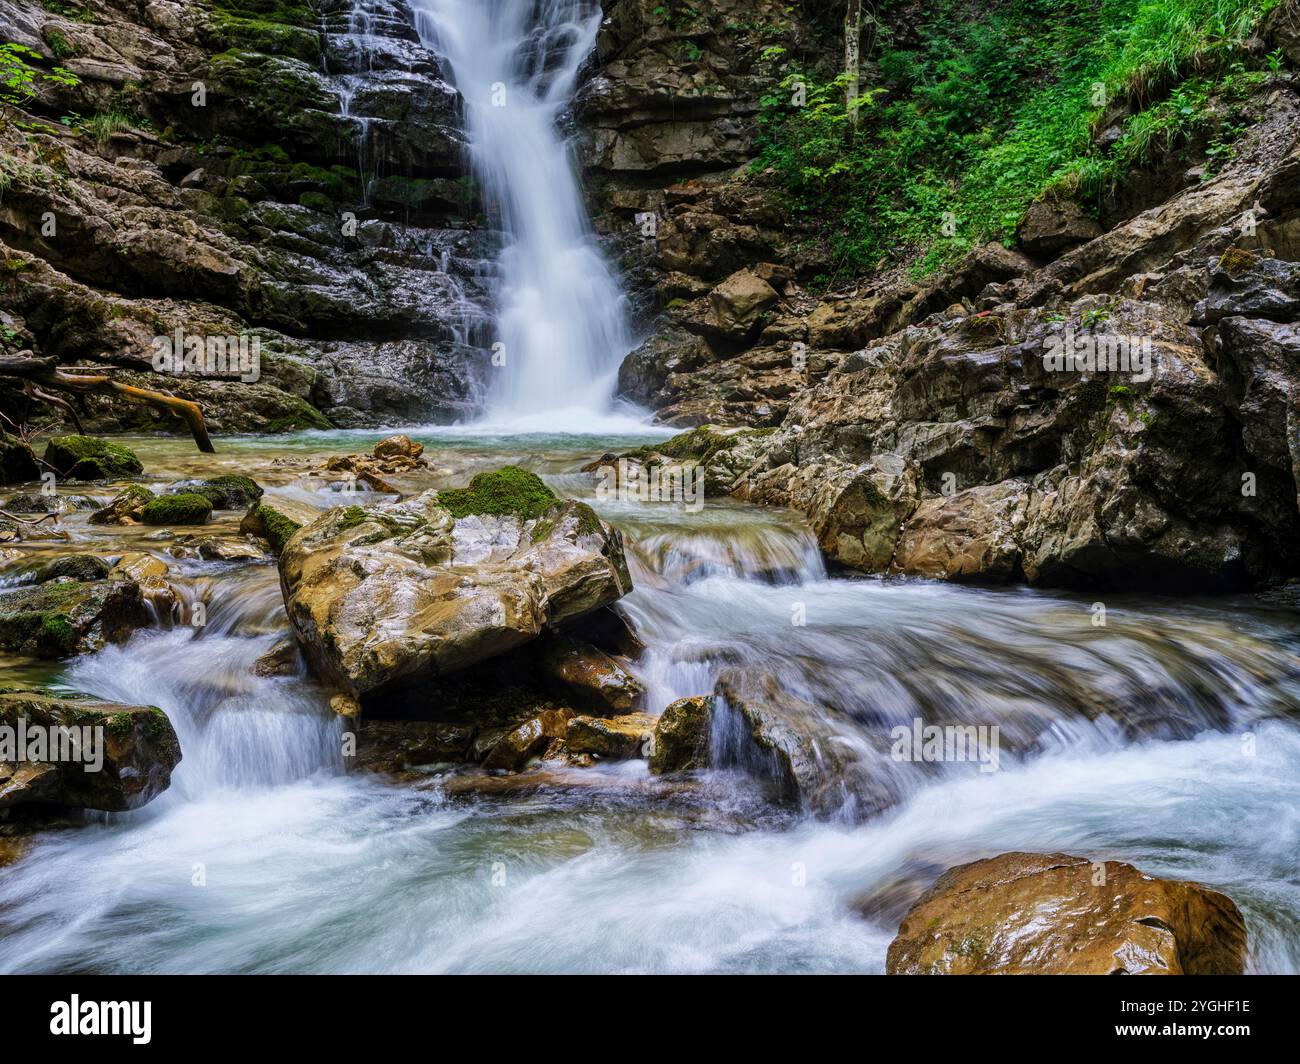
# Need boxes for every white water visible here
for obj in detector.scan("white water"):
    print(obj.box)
[411,0,636,429]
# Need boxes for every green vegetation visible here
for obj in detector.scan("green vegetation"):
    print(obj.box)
[43,435,143,480]
[437,466,559,523]
[245,503,301,555]
[140,493,214,526]
[0,41,79,123]
[755,0,1281,281]
[191,474,264,509]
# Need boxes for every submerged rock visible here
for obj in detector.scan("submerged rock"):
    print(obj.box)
[0,691,181,812]
[885,851,1248,975]
[278,468,632,701]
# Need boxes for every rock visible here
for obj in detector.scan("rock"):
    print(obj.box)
[648,695,713,774]
[32,554,111,583]
[565,712,656,759]
[41,436,143,481]
[355,719,476,773]
[2,493,97,514]
[885,852,1248,975]
[89,485,154,525]
[0,434,39,485]
[0,691,180,812]
[1016,199,1102,258]
[278,468,632,701]
[0,579,150,657]
[714,671,898,819]
[534,633,644,714]
[140,492,212,526]
[108,552,169,582]
[252,636,299,677]
[187,474,264,509]
[707,268,779,338]
[240,503,303,556]
[1194,251,1300,323]
[373,434,423,461]
[192,536,268,561]
[892,482,1028,581]
[481,709,573,772]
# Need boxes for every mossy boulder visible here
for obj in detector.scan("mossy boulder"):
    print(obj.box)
[0,579,150,657]
[0,434,40,485]
[0,691,181,812]
[3,493,97,514]
[42,436,143,481]
[649,695,714,774]
[190,474,264,509]
[240,502,302,555]
[437,466,559,522]
[140,493,213,526]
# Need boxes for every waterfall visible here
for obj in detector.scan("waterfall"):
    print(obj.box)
[411,0,639,430]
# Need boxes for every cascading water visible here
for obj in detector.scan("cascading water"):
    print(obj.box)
[411,0,637,429]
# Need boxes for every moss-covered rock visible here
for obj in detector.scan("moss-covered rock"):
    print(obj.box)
[140,493,213,526]
[649,695,713,774]
[240,502,301,555]
[0,579,150,657]
[42,436,143,481]
[437,466,558,522]
[0,691,181,812]
[190,474,264,509]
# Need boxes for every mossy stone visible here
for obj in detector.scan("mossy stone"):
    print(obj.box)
[140,493,213,526]
[43,436,143,480]
[437,466,558,523]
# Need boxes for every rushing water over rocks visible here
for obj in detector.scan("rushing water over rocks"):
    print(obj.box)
[1,431,1299,972]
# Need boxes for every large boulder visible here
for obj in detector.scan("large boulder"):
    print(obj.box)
[278,467,632,701]
[707,268,779,339]
[886,852,1248,975]
[1016,199,1102,259]
[0,691,181,812]
[648,695,713,774]
[0,435,40,486]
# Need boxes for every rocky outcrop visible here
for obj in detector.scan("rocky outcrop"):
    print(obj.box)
[278,468,632,703]
[0,691,181,812]
[885,852,1248,975]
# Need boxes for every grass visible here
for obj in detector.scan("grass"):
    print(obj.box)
[754,0,1282,282]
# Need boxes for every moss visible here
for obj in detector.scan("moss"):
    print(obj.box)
[247,504,301,555]
[262,396,330,432]
[337,505,368,532]
[297,190,333,211]
[43,435,143,480]
[437,466,559,523]
[34,615,77,657]
[1217,246,1258,277]
[192,474,263,509]
[140,493,213,526]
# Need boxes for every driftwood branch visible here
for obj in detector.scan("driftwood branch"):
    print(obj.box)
[0,508,60,542]
[0,351,215,453]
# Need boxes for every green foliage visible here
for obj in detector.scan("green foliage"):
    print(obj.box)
[437,466,559,523]
[0,41,80,116]
[755,0,1281,281]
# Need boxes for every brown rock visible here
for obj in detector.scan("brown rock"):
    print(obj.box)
[707,268,779,338]
[481,709,574,772]
[1016,199,1102,258]
[535,633,644,713]
[648,695,712,774]
[886,852,1248,975]
[566,712,656,759]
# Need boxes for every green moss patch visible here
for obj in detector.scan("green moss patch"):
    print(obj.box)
[43,436,143,480]
[140,493,213,526]
[191,474,264,509]
[437,466,559,523]
[244,503,301,555]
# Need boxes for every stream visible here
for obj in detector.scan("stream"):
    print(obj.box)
[1,431,1299,973]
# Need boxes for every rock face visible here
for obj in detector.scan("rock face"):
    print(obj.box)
[885,852,1248,975]
[0,691,181,812]
[278,469,632,702]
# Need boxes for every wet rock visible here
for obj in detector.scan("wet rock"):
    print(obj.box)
[32,553,111,584]
[481,709,574,772]
[191,536,269,562]
[714,672,898,820]
[373,434,424,463]
[187,474,264,509]
[108,552,169,582]
[1194,251,1300,323]
[0,579,150,657]
[649,695,713,774]
[140,492,212,526]
[41,436,143,481]
[3,493,97,514]
[892,482,1027,581]
[535,633,644,714]
[278,468,632,701]
[252,636,300,678]
[565,712,656,759]
[886,852,1248,975]
[89,485,154,525]
[355,719,476,774]
[0,691,181,813]
[1016,200,1102,258]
